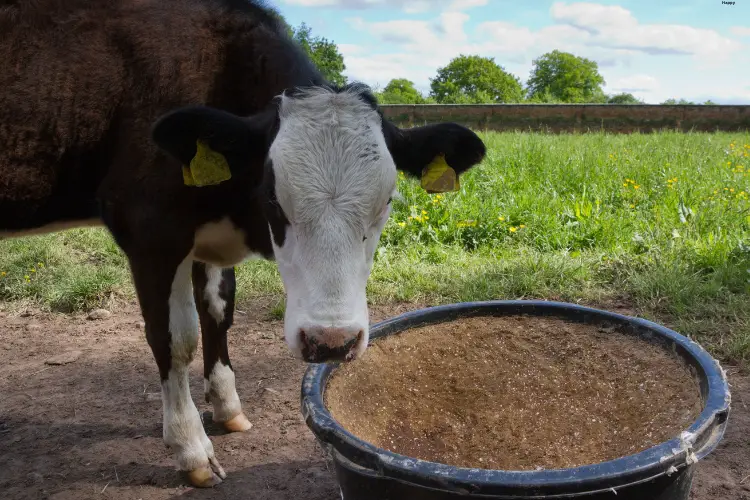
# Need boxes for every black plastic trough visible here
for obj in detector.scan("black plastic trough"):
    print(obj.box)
[300,300,731,500]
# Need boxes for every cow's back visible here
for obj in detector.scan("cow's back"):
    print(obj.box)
[0,0,307,234]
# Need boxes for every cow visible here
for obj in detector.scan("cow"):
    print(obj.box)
[0,0,486,488]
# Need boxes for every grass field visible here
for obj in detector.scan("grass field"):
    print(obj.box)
[1,130,749,363]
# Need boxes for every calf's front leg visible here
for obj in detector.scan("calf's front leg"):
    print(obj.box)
[192,262,252,432]
[129,251,226,487]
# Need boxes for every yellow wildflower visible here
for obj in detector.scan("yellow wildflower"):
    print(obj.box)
[398,222,406,227]
[509,226,518,233]
[0,271,6,277]
[519,224,526,229]
[634,185,640,189]
[498,216,505,221]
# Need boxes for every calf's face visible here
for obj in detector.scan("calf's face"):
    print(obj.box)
[152,85,486,363]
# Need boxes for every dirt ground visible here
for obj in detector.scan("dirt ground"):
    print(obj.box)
[0,300,748,500]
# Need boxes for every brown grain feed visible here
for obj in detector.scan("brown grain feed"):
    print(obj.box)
[325,315,703,470]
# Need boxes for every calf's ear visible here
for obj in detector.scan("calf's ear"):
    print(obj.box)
[151,106,274,187]
[382,120,486,193]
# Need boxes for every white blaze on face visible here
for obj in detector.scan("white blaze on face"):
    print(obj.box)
[267,87,396,361]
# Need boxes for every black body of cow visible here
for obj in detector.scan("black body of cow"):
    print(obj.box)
[0,0,486,487]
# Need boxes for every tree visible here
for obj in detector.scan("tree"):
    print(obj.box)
[661,99,716,105]
[607,93,643,104]
[661,98,695,105]
[429,55,524,104]
[376,79,430,104]
[524,89,564,104]
[526,50,606,103]
[291,23,347,87]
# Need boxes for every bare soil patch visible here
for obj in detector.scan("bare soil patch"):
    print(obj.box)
[0,301,747,499]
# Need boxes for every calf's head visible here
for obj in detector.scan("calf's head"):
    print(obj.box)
[152,84,485,363]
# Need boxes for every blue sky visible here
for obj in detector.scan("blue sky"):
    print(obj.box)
[275,0,750,104]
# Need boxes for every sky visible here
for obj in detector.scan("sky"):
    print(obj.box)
[274,0,750,104]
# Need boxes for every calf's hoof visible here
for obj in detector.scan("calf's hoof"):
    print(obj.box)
[187,464,224,488]
[223,412,252,433]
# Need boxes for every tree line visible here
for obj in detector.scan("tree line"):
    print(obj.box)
[284,20,715,106]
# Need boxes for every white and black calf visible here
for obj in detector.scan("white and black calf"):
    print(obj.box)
[132,85,485,486]
[0,0,486,488]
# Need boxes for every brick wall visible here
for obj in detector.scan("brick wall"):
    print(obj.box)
[379,104,750,133]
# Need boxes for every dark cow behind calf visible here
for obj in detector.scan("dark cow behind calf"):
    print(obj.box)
[0,0,486,488]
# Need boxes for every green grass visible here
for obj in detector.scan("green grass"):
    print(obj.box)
[1,130,749,363]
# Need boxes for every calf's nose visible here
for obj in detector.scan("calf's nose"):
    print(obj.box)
[299,326,365,363]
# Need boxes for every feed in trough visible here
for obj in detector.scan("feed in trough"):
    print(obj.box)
[325,315,703,471]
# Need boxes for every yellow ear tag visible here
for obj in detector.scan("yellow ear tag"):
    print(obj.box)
[182,140,232,187]
[421,153,459,194]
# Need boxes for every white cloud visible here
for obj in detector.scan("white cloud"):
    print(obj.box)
[731,26,750,37]
[549,2,741,58]
[337,43,366,56]
[550,2,636,32]
[606,74,660,93]
[349,12,470,45]
[449,0,487,9]
[279,0,484,13]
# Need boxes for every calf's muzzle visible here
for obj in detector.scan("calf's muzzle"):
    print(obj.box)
[299,326,366,363]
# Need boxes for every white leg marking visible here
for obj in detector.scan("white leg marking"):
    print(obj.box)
[168,255,200,365]
[204,362,242,423]
[203,264,227,324]
[162,255,225,479]
[162,368,219,472]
